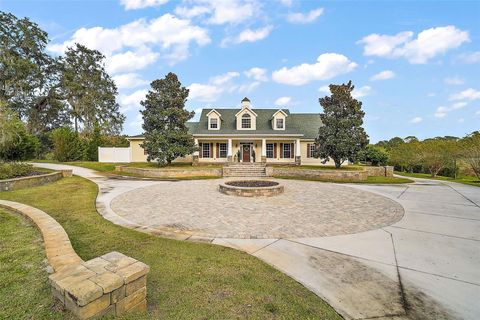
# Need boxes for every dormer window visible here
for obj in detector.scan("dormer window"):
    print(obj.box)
[210,118,218,129]
[242,113,251,129]
[276,118,284,129]
[207,109,221,130]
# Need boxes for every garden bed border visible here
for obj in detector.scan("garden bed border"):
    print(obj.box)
[0,170,72,192]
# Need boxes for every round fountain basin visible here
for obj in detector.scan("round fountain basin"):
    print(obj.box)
[219,180,284,197]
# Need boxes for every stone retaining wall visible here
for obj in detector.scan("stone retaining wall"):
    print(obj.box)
[0,200,149,319]
[116,165,222,178]
[364,166,394,177]
[272,168,368,181]
[271,166,393,181]
[0,170,72,192]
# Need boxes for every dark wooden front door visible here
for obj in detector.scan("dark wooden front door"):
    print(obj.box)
[242,145,250,162]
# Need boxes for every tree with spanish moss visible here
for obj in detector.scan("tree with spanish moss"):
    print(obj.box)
[315,81,369,168]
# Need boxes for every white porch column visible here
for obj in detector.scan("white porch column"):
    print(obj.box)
[261,138,267,163]
[227,139,232,156]
[227,138,233,162]
[295,139,301,165]
[193,138,199,166]
[193,138,199,156]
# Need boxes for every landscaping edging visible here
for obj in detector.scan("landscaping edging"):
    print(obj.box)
[115,165,222,178]
[0,200,149,319]
[0,170,72,192]
[271,166,393,181]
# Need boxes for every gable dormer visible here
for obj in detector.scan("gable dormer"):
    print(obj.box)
[235,97,257,130]
[271,109,288,130]
[207,109,221,130]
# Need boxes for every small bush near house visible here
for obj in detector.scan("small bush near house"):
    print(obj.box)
[50,127,86,162]
[0,162,36,180]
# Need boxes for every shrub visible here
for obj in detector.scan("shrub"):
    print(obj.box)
[50,127,86,162]
[0,107,40,161]
[358,145,389,166]
[0,162,35,180]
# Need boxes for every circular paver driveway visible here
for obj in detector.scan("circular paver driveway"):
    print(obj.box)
[110,179,404,239]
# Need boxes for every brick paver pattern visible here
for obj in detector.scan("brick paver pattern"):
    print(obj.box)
[110,179,404,239]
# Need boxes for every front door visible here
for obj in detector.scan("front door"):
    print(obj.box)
[242,144,250,162]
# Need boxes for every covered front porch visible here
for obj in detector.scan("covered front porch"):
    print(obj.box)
[192,138,303,165]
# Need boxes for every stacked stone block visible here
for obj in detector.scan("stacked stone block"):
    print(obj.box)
[50,252,149,319]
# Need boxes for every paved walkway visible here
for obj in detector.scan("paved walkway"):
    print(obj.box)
[110,179,404,238]
[33,163,480,320]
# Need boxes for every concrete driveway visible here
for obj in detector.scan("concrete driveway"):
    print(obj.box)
[34,163,480,320]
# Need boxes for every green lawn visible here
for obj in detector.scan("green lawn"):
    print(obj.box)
[0,177,341,319]
[274,175,413,184]
[395,171,480,187]
[0,209,70,319]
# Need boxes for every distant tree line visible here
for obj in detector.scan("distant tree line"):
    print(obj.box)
[0,11,126,162]
[359,133,480,179]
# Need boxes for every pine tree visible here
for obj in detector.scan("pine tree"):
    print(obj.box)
[140,73,196,166]
[315,81,369,168]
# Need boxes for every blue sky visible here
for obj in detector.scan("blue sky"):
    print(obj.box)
[2,0,479,142]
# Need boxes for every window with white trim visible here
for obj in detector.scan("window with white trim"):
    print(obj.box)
[266,143,274,158]
[210,118,218,129]
[276,118,284,129]
[241,113,251,128]
[202,143,210,158]
[219,143,227,158]
[309,144,315,157]
[283,143,291,158]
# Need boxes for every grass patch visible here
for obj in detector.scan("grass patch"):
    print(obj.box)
[0,209,68,319]
[0,177,341,319]
[395,171,480,187]
[274,175,413,184]
[271,165,365,171]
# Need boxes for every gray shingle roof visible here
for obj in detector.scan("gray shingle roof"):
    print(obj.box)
[193,108,321,139]
[128,108,322,140]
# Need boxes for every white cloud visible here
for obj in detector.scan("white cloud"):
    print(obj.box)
[120,0,168,10]
[244,67,268,81]
[107,47,159,74]
[272,53,357,86]
[279,0,292,6]
[129,113,143,132]
[49,14,211,71]
[187,83,223,102]
[275,96,291,105]
[318,85,330,93]
[113,73,149,89]
[118,89,148,112]
[174,5,210,18]
[287,8,324,24]
[370,70,395,81]
[410,116,422,124]
[459,51,480,64]
[352,86,372,99]
[434,102,468,118]
[450,88,480,101]
[222,25,273,46]
[176,0,257,25]
[444,76,465,85]
[211,71,240,85]
[235,81,261,94]
[358,26,470,64]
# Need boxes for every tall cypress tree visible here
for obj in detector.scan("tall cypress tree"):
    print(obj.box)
[315,81,369,168]
[140,72,196,166]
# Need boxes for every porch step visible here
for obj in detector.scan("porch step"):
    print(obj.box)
[223,164,267,177]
